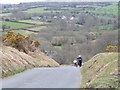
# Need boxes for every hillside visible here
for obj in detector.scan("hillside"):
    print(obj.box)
[1,46,59,78]
[80,53,119,88]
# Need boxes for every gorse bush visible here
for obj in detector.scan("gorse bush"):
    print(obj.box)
[2,31,40,54]
[105,45,118,52]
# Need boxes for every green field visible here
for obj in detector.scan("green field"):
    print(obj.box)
[0,13,11,16]
[92,25,118,34]
[2,30,34,35]
[61,7,75,9]
[29,26,46,31]
[24,7,48,13]
[24,7,51,13]
[1,21,32,28]
[76,5,100,8]
[18,20,45,24]
[24,7,62,13]
[95,25,115,30]
[87,5,118,15]
[14,30,34,35]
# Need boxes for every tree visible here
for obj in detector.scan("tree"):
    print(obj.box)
[2,25,6,31]
[2,25,10,31]
[10,12,32,19]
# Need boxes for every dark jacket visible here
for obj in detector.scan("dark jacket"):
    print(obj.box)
[77,57,82,66]
[77,57,82,62]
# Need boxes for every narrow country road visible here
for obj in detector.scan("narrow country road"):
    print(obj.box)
[1,66,80,88]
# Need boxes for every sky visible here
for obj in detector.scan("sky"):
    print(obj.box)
[0,0,119,4]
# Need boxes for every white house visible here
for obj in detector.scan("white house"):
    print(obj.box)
[70,17,74,20]
[53,16,58,19]
[61,16,67,19]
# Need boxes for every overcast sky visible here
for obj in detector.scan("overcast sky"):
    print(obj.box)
[0,0,119,4]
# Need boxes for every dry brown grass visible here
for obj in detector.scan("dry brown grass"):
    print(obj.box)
[1,46,59,78]
[80,52,119,88]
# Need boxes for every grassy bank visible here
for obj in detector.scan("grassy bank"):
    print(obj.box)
[1,46,59,78]
[80,53,118,88]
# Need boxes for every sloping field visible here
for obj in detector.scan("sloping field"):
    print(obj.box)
[29,26,46,31]
[87,5,118,15]
[24,7,61,13]
[1,46,59,78]
[95,5,118,15]
[24,7,50,13]
[1,21,32,28]
[0,13,11,16]
[81,53,118,88]
[18,20,45,25]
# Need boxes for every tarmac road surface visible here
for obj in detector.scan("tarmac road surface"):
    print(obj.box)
[1,66,80,88]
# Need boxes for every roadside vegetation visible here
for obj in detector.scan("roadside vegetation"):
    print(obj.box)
[1,46,59,78]
[80,53,118,88]
[2,30,40,54]
[1,31,59,78]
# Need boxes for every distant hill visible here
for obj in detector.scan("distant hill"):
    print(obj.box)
[80,53,118,88]
[1,46,59,78]
[44,0,118,2]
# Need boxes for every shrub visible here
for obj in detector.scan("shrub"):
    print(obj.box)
[105,45,118,52]
[2,31,40,54]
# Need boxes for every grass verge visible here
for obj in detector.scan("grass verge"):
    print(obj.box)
[80,53,118,88]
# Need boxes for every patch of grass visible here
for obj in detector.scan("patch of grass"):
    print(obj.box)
[53,46,62,49]
[24,7,51,13]
[24,7,62,13]
[29,26,46,31]
[13,30,26,34]
[14,30,34,35]
[2,66,26,78]
[61,7,75,9]
[92,75,118,88]
[81,53,118,88]
[2,30,34,35]
[0,13,11,16]
[0,27,2,31]
[76,5,100,8]
[93,29,118,34]
[86,5,118,15]
[95,25,115,30]
[1,21,32,28]
[91,26,118,34]
[18,20,45,24]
